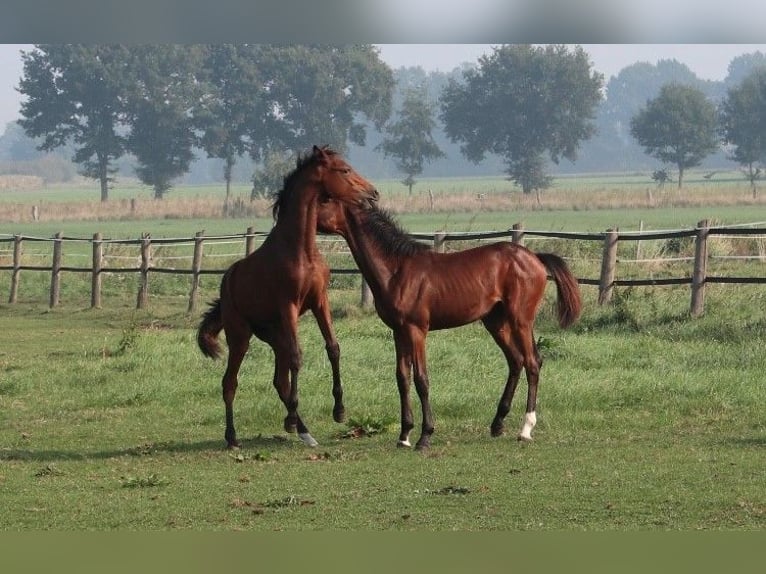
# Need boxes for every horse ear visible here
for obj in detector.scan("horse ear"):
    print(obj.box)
[313,145,330,166]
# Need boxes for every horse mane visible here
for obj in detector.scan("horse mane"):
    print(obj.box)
[362,205,431,257]
[271,146,340,221]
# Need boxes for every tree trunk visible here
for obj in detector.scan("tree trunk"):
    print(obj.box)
[100,175,109,202]
[99,154,109,202]
[224,155,234,200]
[677,166,684,189]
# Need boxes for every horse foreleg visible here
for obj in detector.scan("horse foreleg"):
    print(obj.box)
[411,332,434,450]
[221,338,249,449]
[311,297,345,423]
[393,332,415,448]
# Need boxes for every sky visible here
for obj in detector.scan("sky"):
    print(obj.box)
[2,43,766,129]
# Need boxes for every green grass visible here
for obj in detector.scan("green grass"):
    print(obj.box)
[0,173,764,530]
[0,283,764,531]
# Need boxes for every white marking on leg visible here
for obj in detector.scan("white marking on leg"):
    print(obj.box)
[397,433,412,448]
[518,411,537,441]
[298,432,319,447]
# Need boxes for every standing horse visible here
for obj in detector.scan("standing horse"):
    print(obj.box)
[197,146,378,448]
[316,192,581,450]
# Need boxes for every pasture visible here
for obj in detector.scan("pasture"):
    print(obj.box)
[0,172,764,531]
[1,283,764,530]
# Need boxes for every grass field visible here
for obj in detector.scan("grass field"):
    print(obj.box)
[0,280,764,530]
[0,173,764,531]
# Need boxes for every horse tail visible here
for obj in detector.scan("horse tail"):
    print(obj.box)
[197,298,224,359]
[535,252,582,329]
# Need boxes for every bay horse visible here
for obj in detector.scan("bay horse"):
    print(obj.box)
[316,190,582,450]
[197,145,378,449]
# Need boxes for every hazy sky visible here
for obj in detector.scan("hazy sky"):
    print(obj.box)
[2,44,766,129]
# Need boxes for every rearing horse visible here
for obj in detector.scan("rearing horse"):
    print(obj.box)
[317,189,581,450]
[197,145,378,448]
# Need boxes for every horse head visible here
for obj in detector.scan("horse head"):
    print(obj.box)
[312,145,378,207]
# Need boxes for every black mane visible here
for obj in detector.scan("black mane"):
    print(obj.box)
[271,146,339,220]
[362,205,431,257]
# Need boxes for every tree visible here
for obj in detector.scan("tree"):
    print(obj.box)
[439,44,603,194]
[124,45,204,199]
[579,59,713,173]
[376,86,444,194]
[259,45,394,153]
[720,67,766,198]
[630,83,719,189]
[197,44,269,200]
[250,148,296,200]
[17,44,131,201]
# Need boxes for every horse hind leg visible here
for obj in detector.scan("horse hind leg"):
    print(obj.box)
[515,326,541,442]
[482,313,524,438]
[221,335,249,449]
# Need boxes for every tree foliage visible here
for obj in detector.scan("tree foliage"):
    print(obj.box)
[16,44,393,200]
[630,83,719,189]
[258,45,393,153]
[376,86,444,194]
[123,45,204,199]
[439,44,603,194]
[197,44,269,200]
[720,67,766,197]
[17,44,131,201]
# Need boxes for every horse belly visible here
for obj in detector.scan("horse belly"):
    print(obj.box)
[429,300,494,330]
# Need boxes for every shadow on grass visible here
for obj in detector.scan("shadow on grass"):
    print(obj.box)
[722,436,766,448]
[0,433,303,463]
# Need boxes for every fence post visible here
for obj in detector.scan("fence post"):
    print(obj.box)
[360,278,373,308]
[245,226,255,256]
[136,233,151,309]
[9,235,22,304]
[188,230,205,313]
[598,228,619,305]
[691,219,709,318]
[635,220,644,260]
[434,231,446,253]
[511,222,525,245]
[49,232,63,308]
[91,232,103,309]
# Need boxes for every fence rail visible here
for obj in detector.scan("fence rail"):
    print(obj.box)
[2,220,765,317]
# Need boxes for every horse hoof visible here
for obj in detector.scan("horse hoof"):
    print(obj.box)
[396,439,412,448]
[284,421,297,434]
[226,441,241,450]
[517,434,533,443]
[491,425,505,437]
[333,408,346,424]
[299,432,319,447]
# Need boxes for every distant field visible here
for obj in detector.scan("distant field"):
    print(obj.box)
[1,170,765,239]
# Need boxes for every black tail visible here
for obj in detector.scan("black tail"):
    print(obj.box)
[536,253,582,329]
[197,299,224,359]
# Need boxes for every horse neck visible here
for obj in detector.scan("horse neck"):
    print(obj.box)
[340,207,398,296]
[273,185,320,260]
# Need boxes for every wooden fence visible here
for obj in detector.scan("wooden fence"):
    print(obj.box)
[2,220,765,317]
